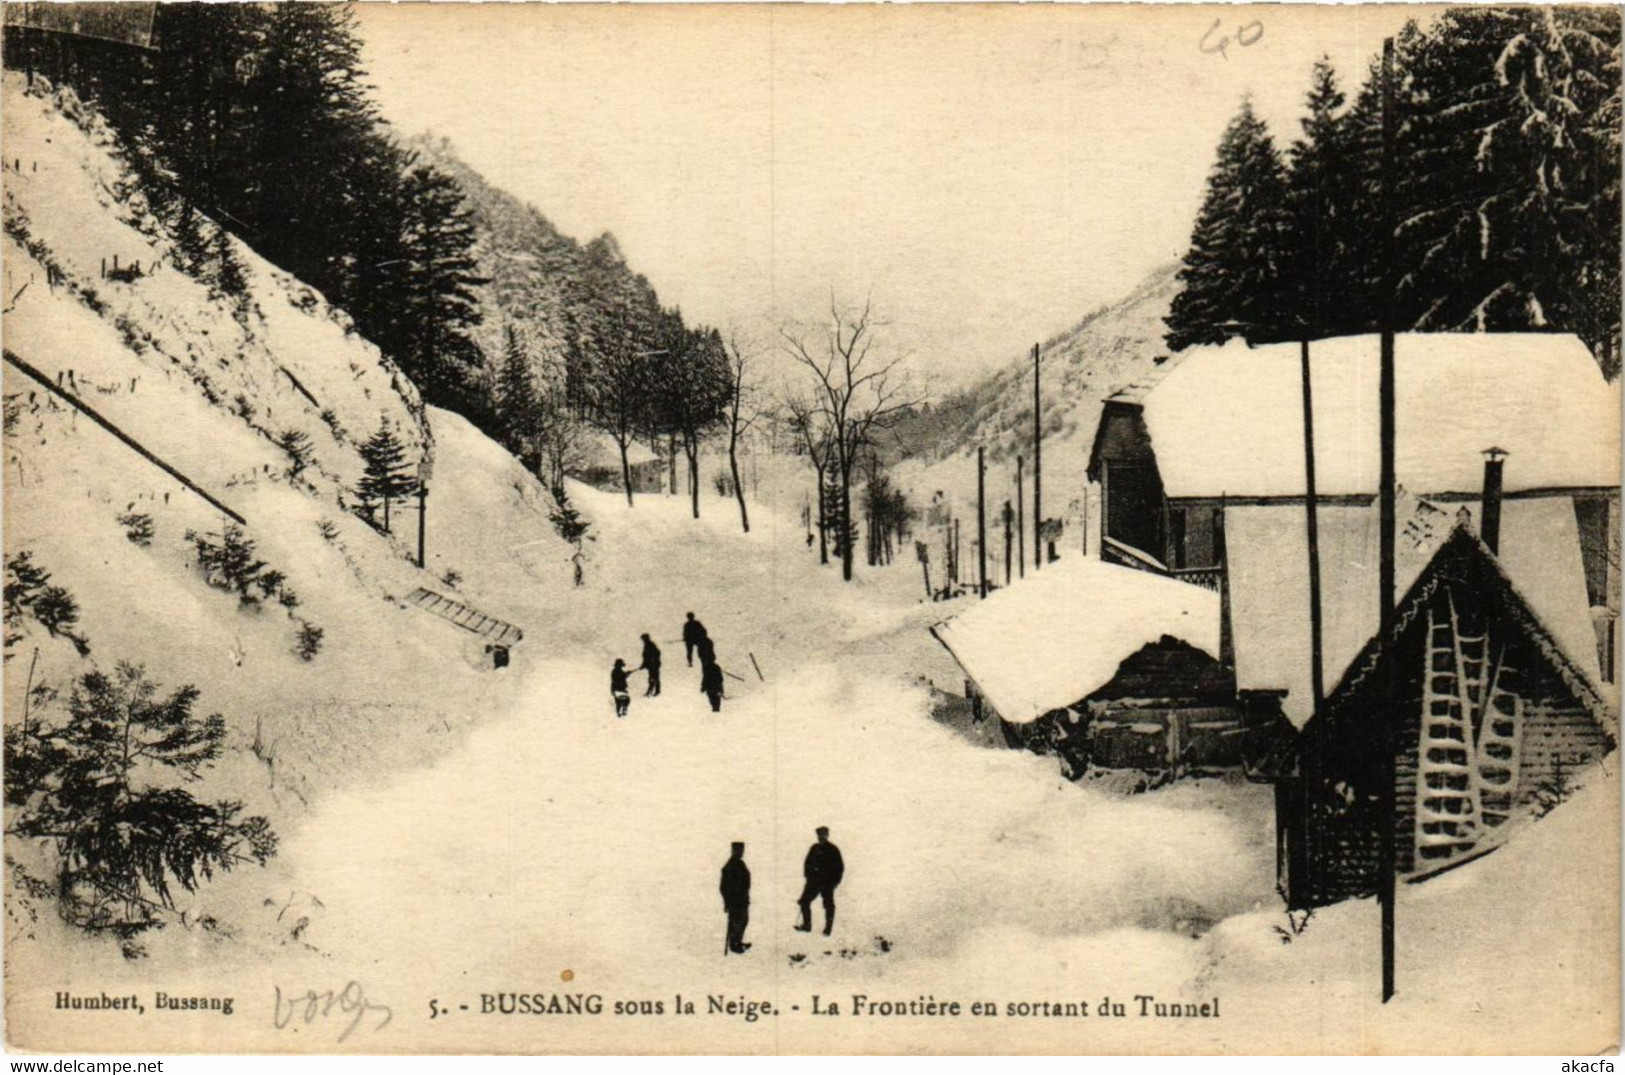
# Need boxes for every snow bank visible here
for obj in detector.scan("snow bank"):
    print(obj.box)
[932,557,1221,723]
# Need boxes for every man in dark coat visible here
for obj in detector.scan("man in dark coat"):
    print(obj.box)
[682,612,708,666]
[720,842,751,954]
[610,659,631,718]
[637,633,662,697]
[795,826,844,936]
[700,657,725,712]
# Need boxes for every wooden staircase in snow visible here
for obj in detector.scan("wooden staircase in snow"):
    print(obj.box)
[405,587,524,647]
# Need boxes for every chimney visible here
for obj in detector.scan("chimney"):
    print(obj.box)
[1480,447,1508,555]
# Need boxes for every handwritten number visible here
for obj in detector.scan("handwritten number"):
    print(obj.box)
[1200,18,1265,60]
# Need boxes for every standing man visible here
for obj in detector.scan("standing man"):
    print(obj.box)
[795,826,844,936]
[610,658,631,718]
[700,656,725,713]
[720,842,751,955]
[637,633,662,697]
[682,612,709,667]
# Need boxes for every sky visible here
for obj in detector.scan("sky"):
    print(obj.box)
[353,3,1434,390]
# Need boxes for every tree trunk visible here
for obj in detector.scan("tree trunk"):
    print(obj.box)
[839,456,854,582]
[668,432,677,495]
[619,439,634,508]
[729,435,750,533]
[817,466,828,565]
[687,436,700,520]
[383,495,391,534]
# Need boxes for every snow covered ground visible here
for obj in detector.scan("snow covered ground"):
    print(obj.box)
[4,72,1615,1057]
[14,483,1614,1054]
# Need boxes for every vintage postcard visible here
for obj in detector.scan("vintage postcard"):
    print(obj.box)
[1,1,1619,1057]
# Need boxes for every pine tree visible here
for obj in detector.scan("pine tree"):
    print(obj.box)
[496,325,541,468]
[1284,59,1374,340]
[357,420,419,534]
[1165,99,1294,350]
[5,662,276,935]
[396,163,489,409]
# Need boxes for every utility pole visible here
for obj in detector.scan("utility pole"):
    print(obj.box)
[1003,500,1014,588]
[1016,455,1026,579]
[977,447,988,598]
[954,518,962,588]
[1032,343,1042,572]
[1301,341,1325,715]
[417,483,428,569]
[1378,34,1399,1007]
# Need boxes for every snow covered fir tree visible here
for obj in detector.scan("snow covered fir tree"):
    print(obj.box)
[0,2,1620,1056]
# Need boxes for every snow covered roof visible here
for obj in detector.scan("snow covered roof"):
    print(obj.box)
[1143,334,1620,499]
[930,557,1220,725]
[1229,494,1601,726]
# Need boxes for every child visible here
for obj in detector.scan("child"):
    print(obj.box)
[610,658,631,717]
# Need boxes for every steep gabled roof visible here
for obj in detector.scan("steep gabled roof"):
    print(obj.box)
[1227,494,1602,726]
[1309,524,1612,739]
[1140,333,1619,499]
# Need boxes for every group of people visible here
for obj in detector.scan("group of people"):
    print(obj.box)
[609,612,729,718]
[720,826,846,955]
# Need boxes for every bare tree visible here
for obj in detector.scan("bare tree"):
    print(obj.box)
[583,300,656,508]
[724,333,763,533]
[781,297,922,581]
[781,391,835,566]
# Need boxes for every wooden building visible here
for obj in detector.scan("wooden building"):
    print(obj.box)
[1085,333,1621,721]
[1266,524,1615,908]
[930,556,1243,782]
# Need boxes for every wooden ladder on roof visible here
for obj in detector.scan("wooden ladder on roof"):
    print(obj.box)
[1413,591,1522,870]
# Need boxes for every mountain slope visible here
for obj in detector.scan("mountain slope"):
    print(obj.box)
[897,263,1183,524]
[2,74,576,941]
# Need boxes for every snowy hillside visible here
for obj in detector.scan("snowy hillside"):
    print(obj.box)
[897,264,1181,521]
[2,74,575,833]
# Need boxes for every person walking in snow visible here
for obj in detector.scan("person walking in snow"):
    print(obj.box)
[720,842,751,955]
[795,826,844,936]
[700,657,725,713]
[682,612,709,667]
[610,658,631,718]
[637,633,662,697]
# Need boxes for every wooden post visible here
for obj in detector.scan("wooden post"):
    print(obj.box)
[1378,35,1399,1006]
[417,483,428,569]
[954,518,962,587]
[943,520,952,594]
[977,447,988,598]
[1003,500,1013,588]
[1016,455,1026,579]
[1302,340,1325,713]
[1032,343,1042,572]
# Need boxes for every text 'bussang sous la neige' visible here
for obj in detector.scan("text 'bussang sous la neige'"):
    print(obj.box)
[474,994,1222,1021]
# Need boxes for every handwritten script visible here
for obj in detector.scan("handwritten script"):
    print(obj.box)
[1199,18,1264,60]
[273,981,393,1044]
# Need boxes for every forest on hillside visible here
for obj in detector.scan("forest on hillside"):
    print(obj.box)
[1166,7,1621,376]
[1,3,741,523]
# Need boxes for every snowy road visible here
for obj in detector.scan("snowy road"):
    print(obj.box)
[261,489,1278,1049]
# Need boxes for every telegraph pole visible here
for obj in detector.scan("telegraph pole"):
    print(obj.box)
[1378,35,1399,1006]
[417,482,428,569]
[977,447,988,598]
[1003,500,1014,589]
[1016,455,1026,579]
[1032,343,1042,571]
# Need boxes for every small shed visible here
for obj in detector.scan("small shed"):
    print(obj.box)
[929,557,1238,782]
[1271,524,1615,909]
